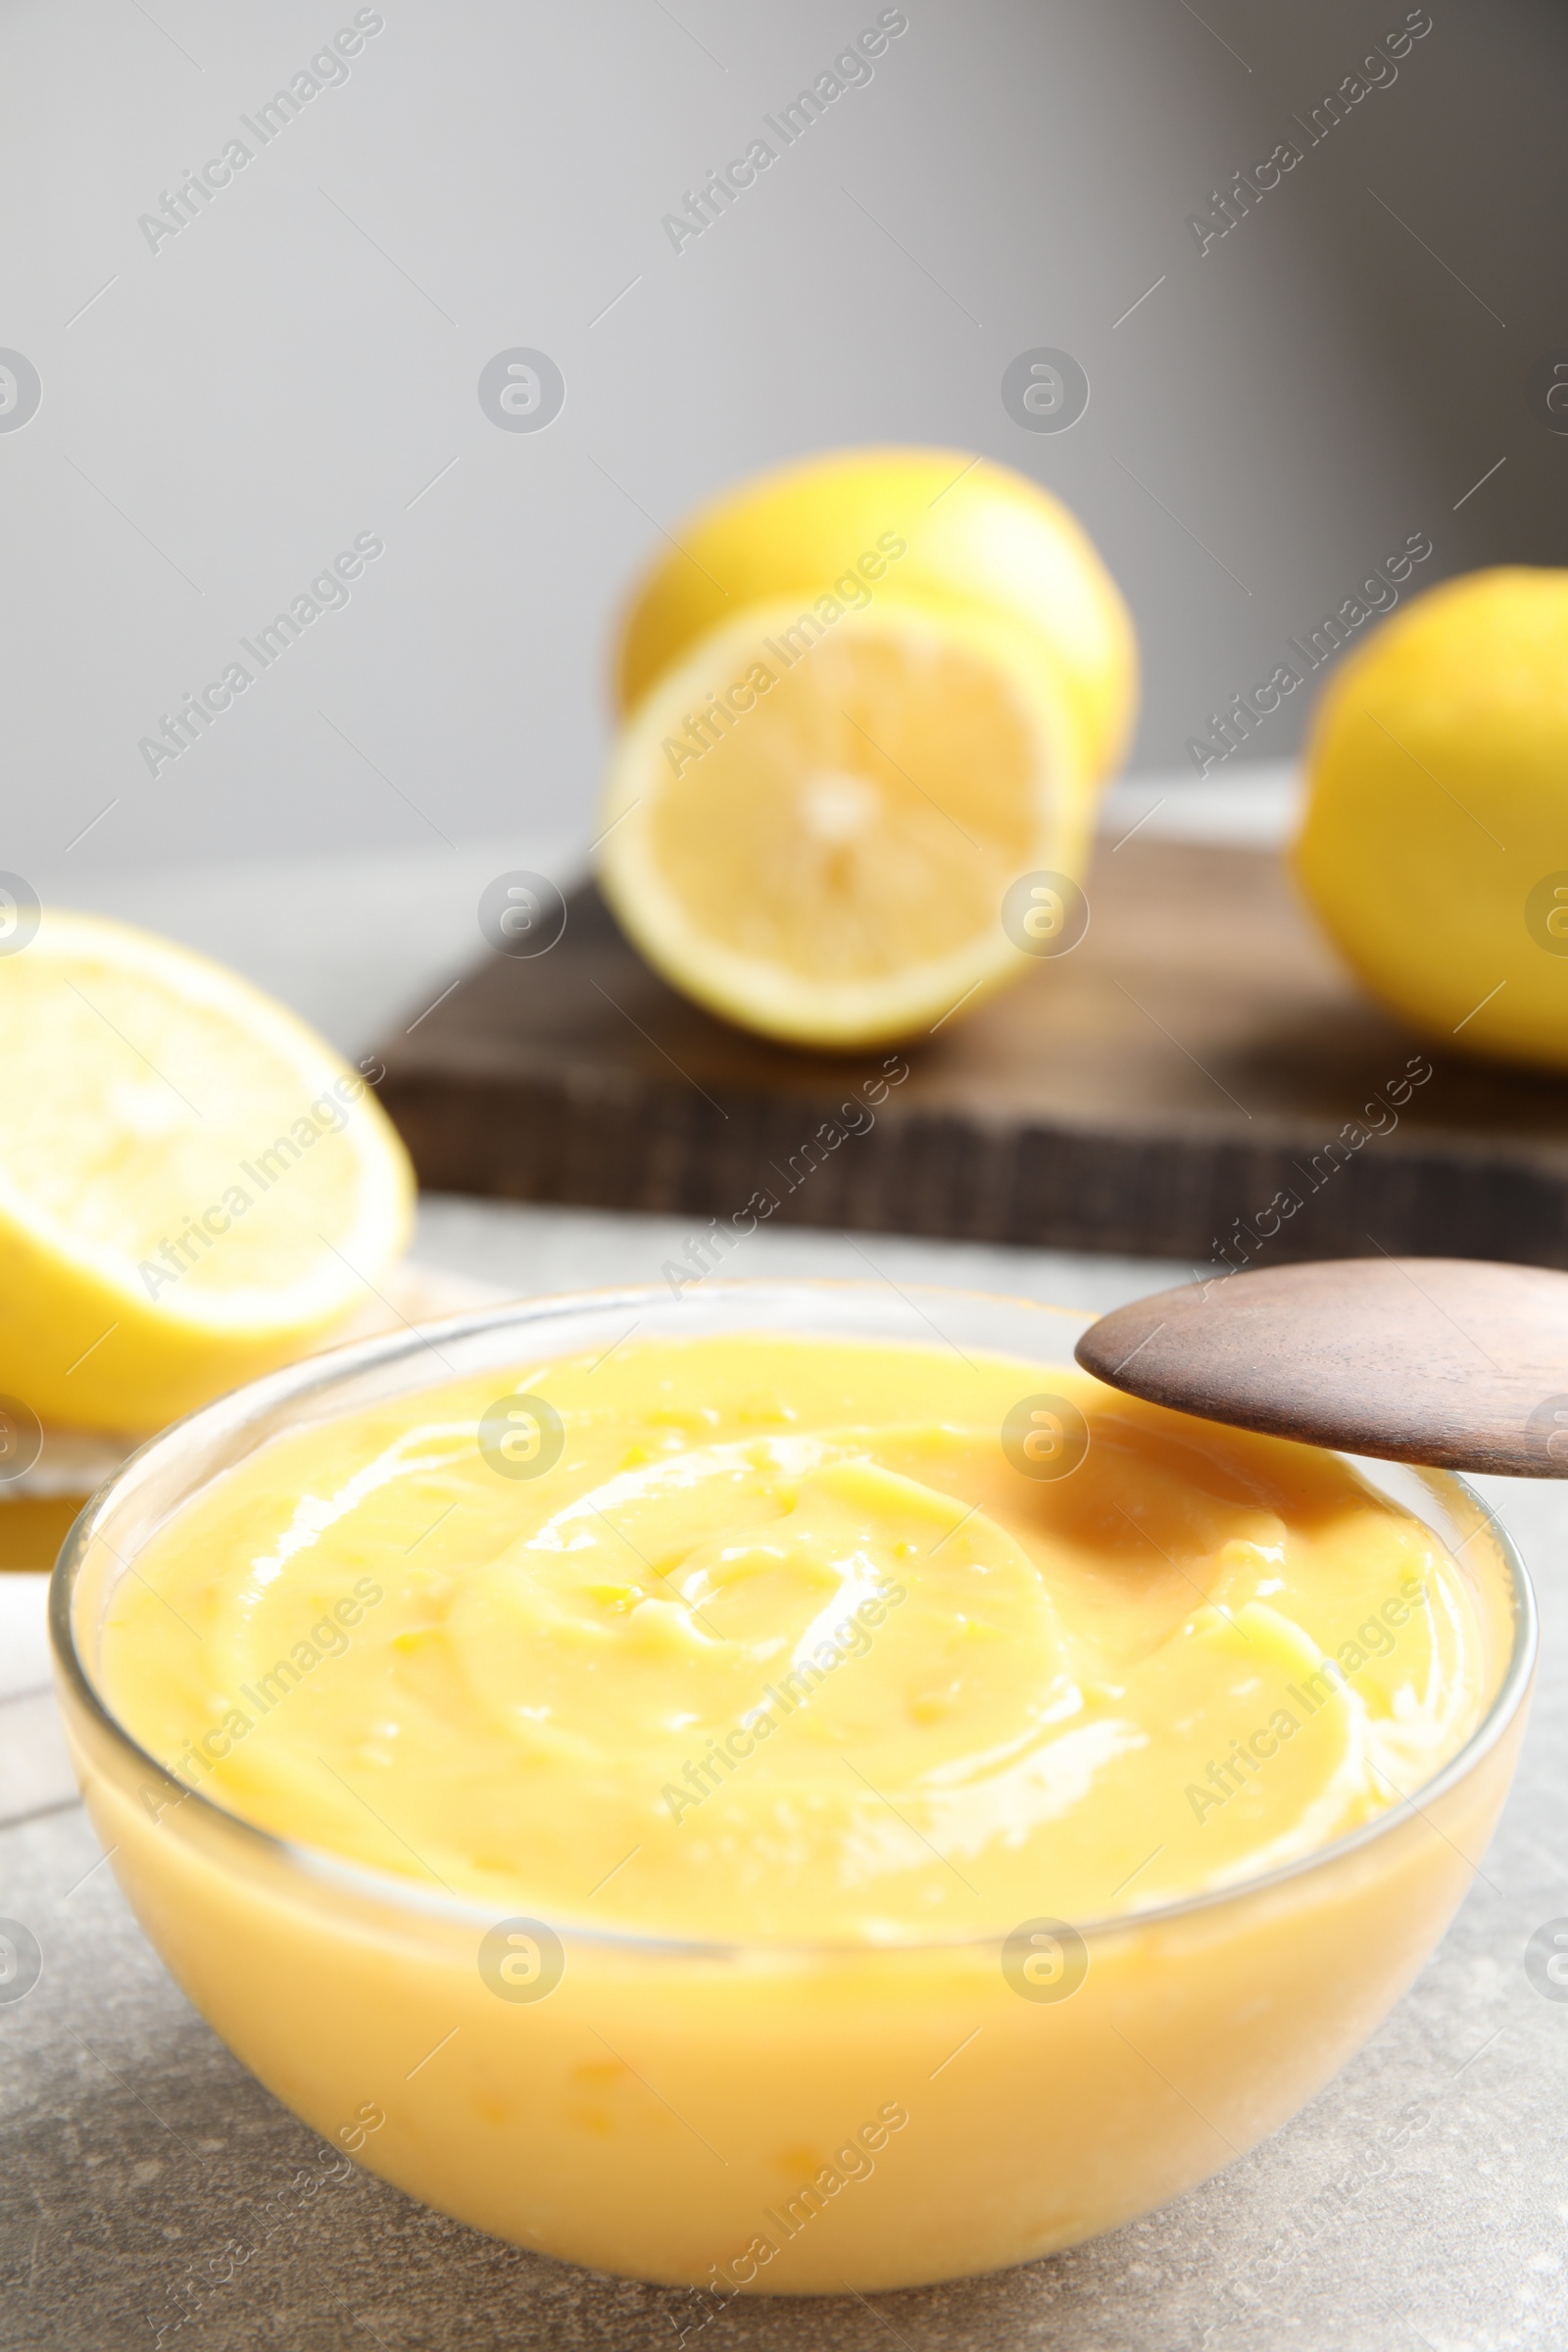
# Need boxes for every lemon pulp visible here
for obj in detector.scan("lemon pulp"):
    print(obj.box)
[613,444,1138,784]
[0,911,412,1431]
[598,597,1085,1047]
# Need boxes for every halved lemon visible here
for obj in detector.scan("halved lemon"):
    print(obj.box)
[596,593,1088,1050]
[612,445,1139,785]
[0,911,414,1434]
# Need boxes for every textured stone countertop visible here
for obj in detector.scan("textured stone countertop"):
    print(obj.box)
[3,1195,1566,2352]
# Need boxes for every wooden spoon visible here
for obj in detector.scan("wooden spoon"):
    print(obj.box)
[1074,1257,1568,1478]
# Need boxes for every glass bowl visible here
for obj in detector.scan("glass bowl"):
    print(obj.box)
[49,1282,1536,2295]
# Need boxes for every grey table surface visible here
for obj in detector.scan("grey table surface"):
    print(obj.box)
[4,1195,1567,2352]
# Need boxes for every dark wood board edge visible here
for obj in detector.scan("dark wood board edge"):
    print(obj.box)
[379,1066,1568,1270]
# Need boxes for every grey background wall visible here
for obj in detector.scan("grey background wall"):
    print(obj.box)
[1,0,1563,887]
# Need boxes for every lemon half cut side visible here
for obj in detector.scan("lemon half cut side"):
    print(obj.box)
[596,594,1090,1051]
[0,910,414,1433]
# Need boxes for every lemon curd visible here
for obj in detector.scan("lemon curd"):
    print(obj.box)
[81,1321,1518,2292]
[106,1335,1487,1941]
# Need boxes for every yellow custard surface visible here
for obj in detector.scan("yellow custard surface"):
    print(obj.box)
[102,1334,1489,1939]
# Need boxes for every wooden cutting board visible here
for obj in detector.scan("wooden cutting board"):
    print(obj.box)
[376,837,1568,1270]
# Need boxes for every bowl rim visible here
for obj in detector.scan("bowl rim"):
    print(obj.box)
[48,1277,1540,1959]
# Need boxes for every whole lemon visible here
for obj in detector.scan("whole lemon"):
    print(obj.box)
[1295,567,1568,1072]
[612,445,1138,783]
